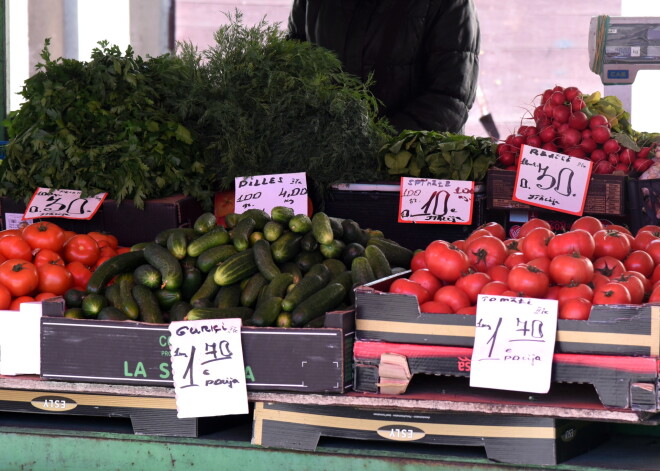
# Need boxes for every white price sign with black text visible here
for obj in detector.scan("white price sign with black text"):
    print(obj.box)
[24,188,107,220]
[398,177,474,224]
[235,172,308,216]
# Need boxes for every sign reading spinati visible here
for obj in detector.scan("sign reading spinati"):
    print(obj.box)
[398,177,474,225]
[23,188,107,220]
[512,145,592,216]
[234,172,308,216]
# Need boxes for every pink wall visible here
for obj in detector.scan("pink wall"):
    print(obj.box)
[175,0,622,138]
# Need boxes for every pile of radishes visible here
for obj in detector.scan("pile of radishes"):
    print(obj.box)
[496,85,655,175]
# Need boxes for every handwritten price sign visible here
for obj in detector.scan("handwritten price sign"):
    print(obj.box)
[235,172,308,216]
[470,295,558,394]
[512,145,593,215]
[168,318,249,419]
[398,177,474,224]
[23,188,107,220]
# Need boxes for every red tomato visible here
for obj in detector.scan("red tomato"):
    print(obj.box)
[546,229,595,259]
[0,283,11,310]
[570,216,604,235]
[455,306,477,315]
[21,222,66,252]
[37,264,73,296]
[433,285,471,313]
[0,235,33,261]
[645,239,660,266]
[591,272,611,289]
[545,285,561,300]
[548,253,594,286]
[66,261,93,290]
[35,292,59,301]
[637,224,660,234]
[611,274,645,304]
[408,269,442,296]
[87,231,119,250]
[115,247,131,255]
[526,256,551,274]
[504,239,521,255]
[504,252,526,269]
[389,278,431,305]
[486,264,510,283]
[10,295,36,311]
[593,229,632,260]
[419,300,453,314]
[476,222,506,240]
[451,240,466,251]
[464,229,492,247]
[63,234,100,266]
[33,249,65,268]
[479,281,509,296]
[623,250,654,277]
[455,271,492,303]
[465,235,507,272]
[592,282,631,305]
[631,230,660,252]
[559,297,592,320]
[424,241,469,283]
[557,283,594,306]
[410,250,428,272]
[605,224,633,236]
[648,284,660,303]
[507,264,550,298]
[0,259,39,297]
[520,227,555,261]
[519,218,552,238]
[623,270,652,296]
[593,256,625,279]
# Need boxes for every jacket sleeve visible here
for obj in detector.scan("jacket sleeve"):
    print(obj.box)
[387,0,480,133]
[287,0,308,41]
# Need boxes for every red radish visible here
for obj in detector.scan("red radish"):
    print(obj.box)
[559,128,581,148]
[589,114,610,129]
[543,142,559,152]
[571,96,586,111]
[551,92,566,106]
[533,106,545,123]
[590,149,607,162]
[541,89,553,104]
[498,152,516,166]
[539,126,556,143]
[564,86,581,102]
[580,138,597,154]
[543,101,556,118]
[615,163,629,173]
[526,135,542,148]
[633,158,654,173]
[552,105,570,123]
[512,134,525,148]
[591,125,611,144]
[566,147,587,159]
[619,148,636,165]
[581,129,592,139]
[637,147,652,159]
[602,139,620,154]
[568,111,589,130]
[593,161,614,174]
[607,153,619,165]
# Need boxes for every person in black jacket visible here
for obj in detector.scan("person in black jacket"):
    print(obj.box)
[287,0,480,133]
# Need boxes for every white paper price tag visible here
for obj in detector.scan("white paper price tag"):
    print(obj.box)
[398,177,474,224]
[24,188,107,220]
[512,145,593,216]
[234,172,308,216]
[470,295,558,394]
[168,318,249,419]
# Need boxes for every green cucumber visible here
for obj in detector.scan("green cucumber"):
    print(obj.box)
[238,209,270,230]
[263,221,285,242]
[306,262,331,284]
[271,232,303,263]
[261,272,295,300]
[322,259,347,278]
[118,274,140,320]
[250,296,283,327]
[64,308,85,319]
[181,266,204,300]
[133,264,162,289]
[365,244,393,280]
[276,312,293,328]
[295,250,324,273]
[86,250,146,294]
[320,239,345,259]
[186,306,254,322]
[154,227,196,246]
[232,217,256,251]
[341,242,366,266]
[340,219,363,243]
[214,283,243,308]
[167,228,189,260]
[133,284,164,324]
[224,213,240,229]
[191,266,221,304]
[98,306,130,321]
[279,261,303,284]
[104,283,122,310]
[288,214,312,233]
[81,293,107,319]
[300,231,319,252]
[253,239,281,281]
[311,212,333,245]
[351,256,376,286]
[281,270,329,312]
[143,243,183,292]
[63,288,86,309]
[155,289,183,310]
[196,244,238,273]
[193,212,218,234]
[187,226,231,258]
[328,217,344,239]
[213,249,258,286]
[367,237,413,269]
[169,301,193,322]
[271,206,295,224]
[291,282,347,327]
[240,272,269,307]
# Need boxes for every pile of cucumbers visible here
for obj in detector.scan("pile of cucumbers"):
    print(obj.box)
[63,207,414,327]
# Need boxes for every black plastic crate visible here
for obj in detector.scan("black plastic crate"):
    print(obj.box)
[628,177,660,234]
[322,184,485,251]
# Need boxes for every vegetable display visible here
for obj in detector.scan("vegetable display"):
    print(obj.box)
[64,208,412,326]
[386,216,660,321]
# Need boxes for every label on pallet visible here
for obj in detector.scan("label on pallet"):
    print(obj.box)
[512,145,592,216]
[397,177,474,224]
[168,318,248,418]
[470,294,558,394]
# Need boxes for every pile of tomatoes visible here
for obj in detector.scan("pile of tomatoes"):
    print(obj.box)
[389,216,660,320]
[0,221,126,310]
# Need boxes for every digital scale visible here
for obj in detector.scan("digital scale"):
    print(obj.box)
[588,16,660,120]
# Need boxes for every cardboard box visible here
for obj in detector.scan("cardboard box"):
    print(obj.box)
[252,401,608,466]
[40,310,354,393]
[486,169,627,216]
[356,272,660,357]
[322,183,485,251]
[0,194,204,247]
[352,340,659,411]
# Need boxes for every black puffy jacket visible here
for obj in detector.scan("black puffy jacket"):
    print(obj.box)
[288,0,480,133]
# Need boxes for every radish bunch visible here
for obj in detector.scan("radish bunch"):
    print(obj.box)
[497,85,655,175]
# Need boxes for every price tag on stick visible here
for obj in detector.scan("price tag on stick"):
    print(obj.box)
[512,145,593,216]
[398,177,474,224]
[24,188,107,220]
[168,318,249,419]
[235,172,309,216]
[470,295,558,394]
